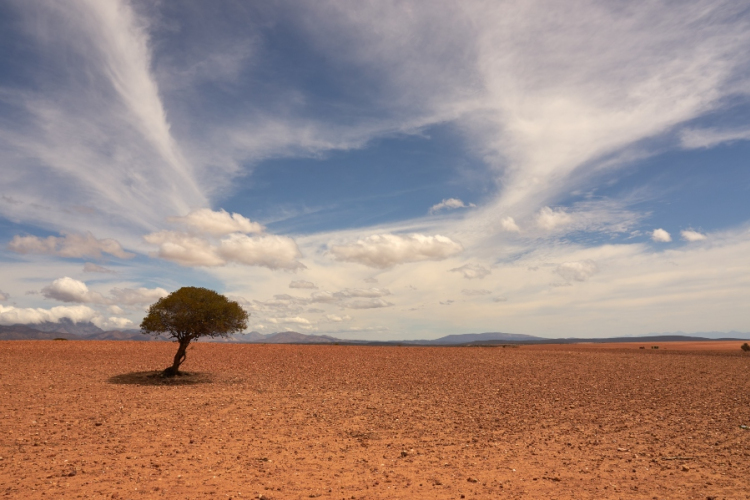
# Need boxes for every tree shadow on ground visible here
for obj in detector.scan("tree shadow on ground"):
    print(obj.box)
[107,371,212,386]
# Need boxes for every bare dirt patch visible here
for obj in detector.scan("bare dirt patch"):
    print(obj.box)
[1,341,749,499]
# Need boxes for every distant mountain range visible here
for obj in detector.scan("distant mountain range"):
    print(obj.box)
[0,321,747,344]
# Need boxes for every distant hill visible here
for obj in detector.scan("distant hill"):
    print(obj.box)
[0,324,159,341]
[262,331,338,343]
[27,319,104,336]
[417,332,543,344]
[646,330,750,340]
[2,323,748,344]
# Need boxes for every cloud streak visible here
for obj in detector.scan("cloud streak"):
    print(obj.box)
[9,233,134,259]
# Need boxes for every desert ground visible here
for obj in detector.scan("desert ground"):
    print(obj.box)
[1,340,749,499]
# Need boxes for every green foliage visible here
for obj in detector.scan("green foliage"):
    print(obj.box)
[141,287,249,377]
[141,286,248,343]
[741,342,750,352]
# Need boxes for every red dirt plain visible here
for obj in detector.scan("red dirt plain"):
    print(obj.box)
[1,341,749,500]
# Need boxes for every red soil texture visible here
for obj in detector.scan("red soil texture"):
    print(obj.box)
[1,340,749,499]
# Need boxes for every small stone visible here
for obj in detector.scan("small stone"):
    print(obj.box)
[467,477,478,483]
[681,465,690,472]
[400,451,408,457]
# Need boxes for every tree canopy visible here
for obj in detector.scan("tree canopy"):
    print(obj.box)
[141,286,248,376]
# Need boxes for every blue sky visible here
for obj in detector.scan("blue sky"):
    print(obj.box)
[1,0,749,339]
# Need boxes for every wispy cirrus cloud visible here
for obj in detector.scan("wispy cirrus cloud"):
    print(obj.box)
[9,232,134,260]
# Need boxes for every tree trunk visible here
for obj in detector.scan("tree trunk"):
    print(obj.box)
[163,339,190,377]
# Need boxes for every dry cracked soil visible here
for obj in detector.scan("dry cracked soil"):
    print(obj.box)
[1,340,749,499]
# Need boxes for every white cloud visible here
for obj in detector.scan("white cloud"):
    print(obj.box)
[145,230,304,270]
[268,316,311,325]
[429,198,475,214]
[92,316,133,330]
[681,229,707,242]
[651,228,672,242]
[461,289,491,296]
[555,260,600,283]
[40,277,168,308]
[144,230,225,266]
[109,287,169,305]
[218,233,305,270]
[83,262,116,274]
[309,291,337,303]
[0,304,97,325]
[330,233,462,268]
[450,263,491,280]
[289,280,317,289]
[41,277,108,304]
[536,207,573,231]
[325,314,352,322]
[8,232,134,259]
[334,288,391,298]
[0,1,206,234]
[108,305,124,315]
[0,290,9,301]
[500,216,520,232]
[167,208,264,236]
[680,127,750,149]
[343,298,394,309]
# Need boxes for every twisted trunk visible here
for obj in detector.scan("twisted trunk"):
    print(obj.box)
[163,339,190,377]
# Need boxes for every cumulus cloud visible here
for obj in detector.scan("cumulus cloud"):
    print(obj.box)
[41,277,108,304]
[651,228,672,242]
[144,231,225,266]
[461,289,492,296]
[167,208,264,235]
[555,260,600,283]
[290,280,317,289]
[8,232,134,259]
[536,207,573,230]
[40,277,168,307]
[0,304,97,325]
[500,216,521,232]
[108,305,124,315]
[681,229,707,242]
[144,230,304,270]
[325,314,352,322]
[330,233,462,268]
[218,234,305,270]
[93,316,133,330]
[0,290,9,301]
[83,262,116,274]
[450,264,491,280]
[343,298,394,309]
[429,198,475,214]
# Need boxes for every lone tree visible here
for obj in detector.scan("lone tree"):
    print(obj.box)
[141,287,249,377]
